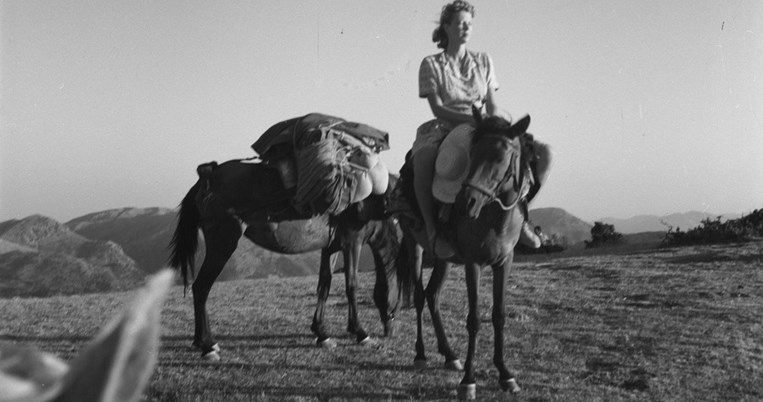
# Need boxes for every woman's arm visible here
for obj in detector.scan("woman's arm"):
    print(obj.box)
[426,93,475,125]
[484,86,498,116]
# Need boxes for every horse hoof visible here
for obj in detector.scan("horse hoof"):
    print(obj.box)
[359,336,380,348]
[383,320,396,338]
[444,359,463,371]
[202,350,221,361]
[500,378,521,394]
[457,383,476,400]
[316,337,337,349]
[413,359,427,370]
[191,343,220,352]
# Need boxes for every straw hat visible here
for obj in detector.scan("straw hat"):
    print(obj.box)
[432,124,474,203]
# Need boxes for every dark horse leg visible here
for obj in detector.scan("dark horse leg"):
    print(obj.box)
[312,218,396,347]
[414,255,462,370]
[311,247,338,347]
[192,217,242,360]
[458,260,520,400]
[458,262,481,399]
[371,234,400,338]
[491,259,521,394]
[343,235,376,345]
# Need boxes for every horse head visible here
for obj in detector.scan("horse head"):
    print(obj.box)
[459,107,530,219]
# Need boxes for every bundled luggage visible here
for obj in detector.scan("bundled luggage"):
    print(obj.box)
[251,113,390,216]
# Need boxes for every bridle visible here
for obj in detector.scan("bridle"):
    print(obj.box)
[462,133,524,212]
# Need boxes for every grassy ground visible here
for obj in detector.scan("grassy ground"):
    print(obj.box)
[1,241,761,401]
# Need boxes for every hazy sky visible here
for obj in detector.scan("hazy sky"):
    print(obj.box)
[2,0,762,223]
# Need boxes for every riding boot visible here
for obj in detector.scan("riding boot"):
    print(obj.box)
[518,200,542,249]
[519,221,542,249]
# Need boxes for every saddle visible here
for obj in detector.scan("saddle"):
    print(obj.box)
[252,113,390,216]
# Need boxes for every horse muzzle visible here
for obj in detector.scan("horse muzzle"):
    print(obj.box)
[460,182,493,219]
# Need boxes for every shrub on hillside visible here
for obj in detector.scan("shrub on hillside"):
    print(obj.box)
[661,209,763,247]
[584,222,624,249]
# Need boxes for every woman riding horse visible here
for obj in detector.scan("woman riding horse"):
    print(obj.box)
[395,109,535,399]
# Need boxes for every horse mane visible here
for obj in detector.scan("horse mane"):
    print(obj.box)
[471,115,515,146]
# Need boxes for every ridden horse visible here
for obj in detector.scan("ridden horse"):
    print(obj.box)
[396,110,533,399]
[168,159,401,360]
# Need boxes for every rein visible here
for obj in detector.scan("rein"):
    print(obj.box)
[462,134,523,211]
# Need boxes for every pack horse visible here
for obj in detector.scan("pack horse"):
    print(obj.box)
[169,113,402,360]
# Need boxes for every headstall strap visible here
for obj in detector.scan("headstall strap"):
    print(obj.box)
[462,134,522,211]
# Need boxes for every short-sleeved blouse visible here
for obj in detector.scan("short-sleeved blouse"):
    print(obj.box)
[411,50,499,155]
[418,50,499,119]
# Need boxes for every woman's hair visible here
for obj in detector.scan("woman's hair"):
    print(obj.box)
[432,0,475,50]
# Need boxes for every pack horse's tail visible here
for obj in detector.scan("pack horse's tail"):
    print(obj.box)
[168,181,202,290]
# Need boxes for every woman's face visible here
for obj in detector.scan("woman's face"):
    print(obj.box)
[445,10,473,46]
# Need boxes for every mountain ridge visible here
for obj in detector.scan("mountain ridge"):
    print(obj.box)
[0,215,143,298]
[3,206,749,297]
[597,210,742,234]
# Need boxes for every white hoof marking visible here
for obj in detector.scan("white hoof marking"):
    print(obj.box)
[202,351,221,361]
[457,383,476,400]
[316,338,337,349]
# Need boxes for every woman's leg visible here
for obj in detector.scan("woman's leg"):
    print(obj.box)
[413,145,438,247]
[519,141,553,248]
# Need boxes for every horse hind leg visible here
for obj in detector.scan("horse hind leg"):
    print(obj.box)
[192,217,241,360]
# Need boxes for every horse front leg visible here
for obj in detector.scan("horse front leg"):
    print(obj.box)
[311,248,336,348]
[344,240,375,345]
[371,228,400,338]
[492,259,520,394]
[425,260,462,371]
[458,262,481,400]
[412,241,428,369]
[193,219,241,360]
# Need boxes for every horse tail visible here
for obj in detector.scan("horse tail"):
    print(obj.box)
[168,181,201,292]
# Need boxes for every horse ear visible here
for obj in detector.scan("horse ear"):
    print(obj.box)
[471,105,483,124]
[512,115,531,134]
[56,269,174,402]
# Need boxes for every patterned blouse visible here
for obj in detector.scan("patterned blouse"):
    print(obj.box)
[418,50,499,119]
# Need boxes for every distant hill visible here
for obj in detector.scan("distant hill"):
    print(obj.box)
[15,204,710,296]
[64,207,362,281]
[528,207,593,246]
[66,207,176,274]
[0,215,143,298]
[598,211,742,234]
